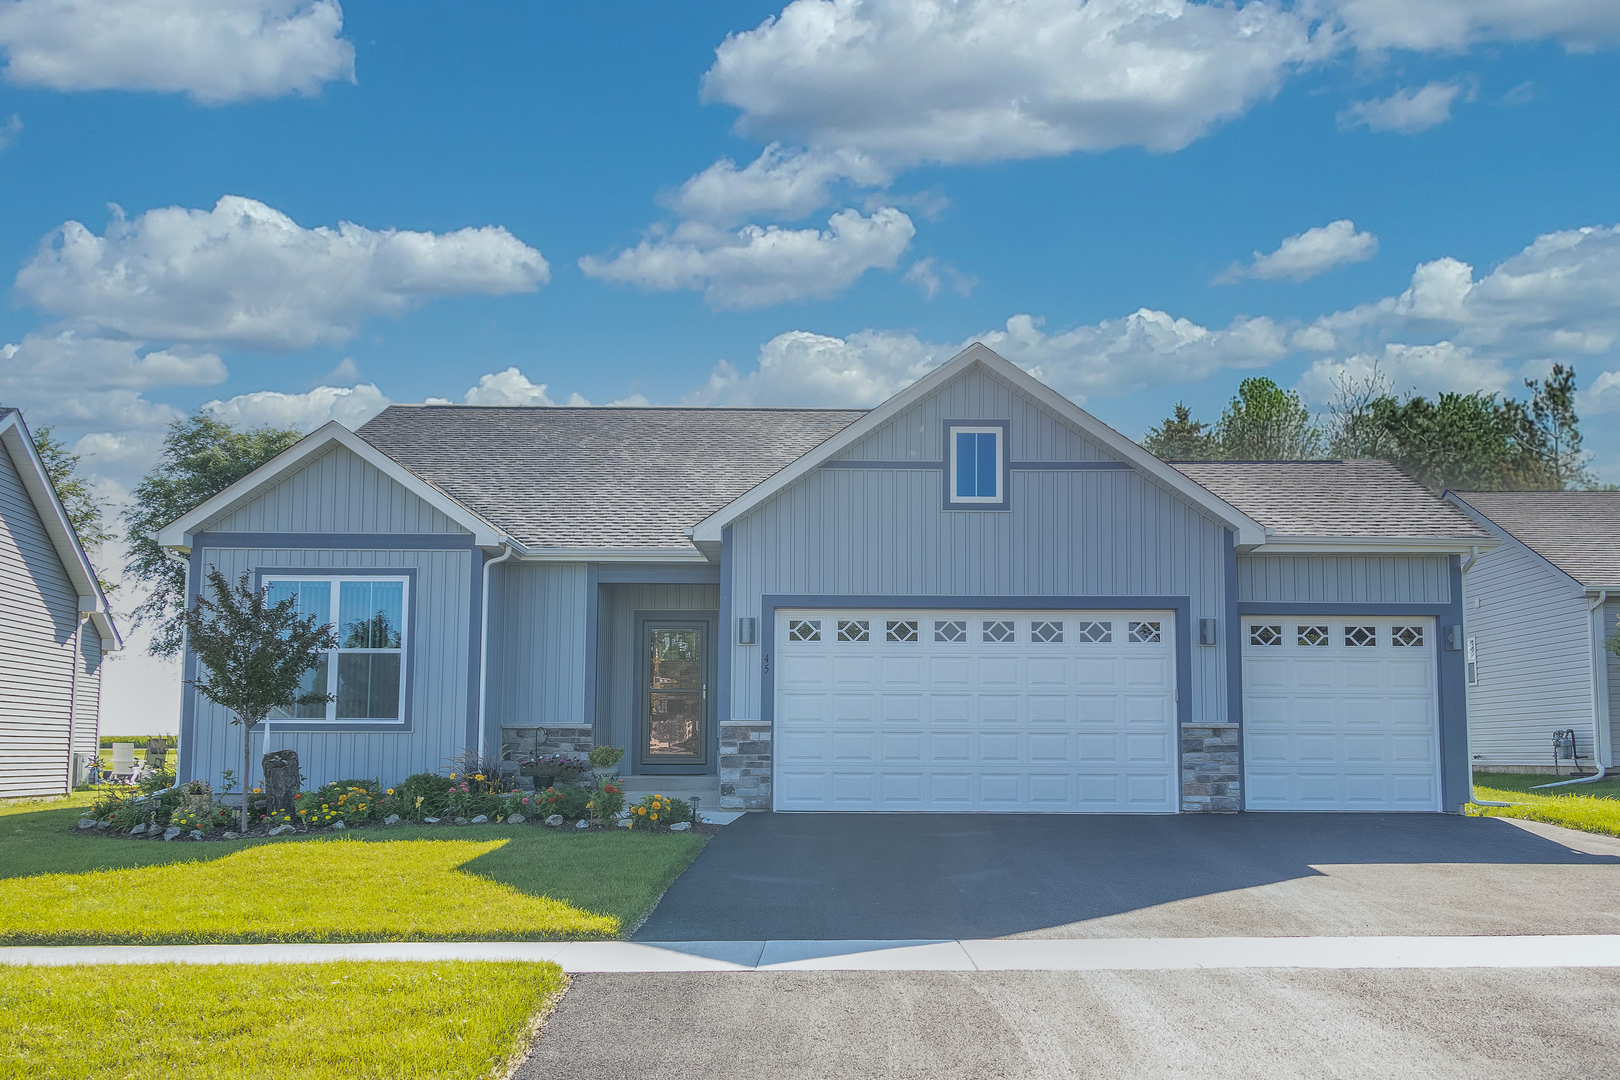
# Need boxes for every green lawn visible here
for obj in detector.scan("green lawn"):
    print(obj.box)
[1469,771,1620,838]
[1,961,565,1080]
[0,794,705,945]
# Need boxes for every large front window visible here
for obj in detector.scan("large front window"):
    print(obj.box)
[266,575,408,723]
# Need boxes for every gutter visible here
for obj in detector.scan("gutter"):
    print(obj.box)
[1532,589,1613,790]
[476,543,517,762]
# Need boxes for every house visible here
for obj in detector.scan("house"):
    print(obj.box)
[0,409,121,798]
[1444,491,1619,780]
[159,344,1492,813]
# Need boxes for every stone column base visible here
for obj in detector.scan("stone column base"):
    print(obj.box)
[719,722,772,810]
[1181,723,1241,812]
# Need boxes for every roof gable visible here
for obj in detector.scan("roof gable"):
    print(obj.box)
[1447,490,1620,588]
[691,343,1268,545]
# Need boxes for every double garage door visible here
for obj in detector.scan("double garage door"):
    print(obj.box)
[772,609,1444,813]
[774,609,1178,812]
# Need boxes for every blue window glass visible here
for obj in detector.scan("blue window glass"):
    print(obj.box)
[953,430,1000,500]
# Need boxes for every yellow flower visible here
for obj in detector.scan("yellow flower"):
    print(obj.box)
[387,789,394,795]
[475,774,485,781]
[651,813,658,821]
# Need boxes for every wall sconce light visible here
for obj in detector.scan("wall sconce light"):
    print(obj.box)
[738,616,758,645]
[1199,618,1218,646]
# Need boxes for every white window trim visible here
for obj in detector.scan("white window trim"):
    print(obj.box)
[948,425,1004,504]
[264,573,410,724]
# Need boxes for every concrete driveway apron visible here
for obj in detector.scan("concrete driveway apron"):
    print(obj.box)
[632,811,1620,941]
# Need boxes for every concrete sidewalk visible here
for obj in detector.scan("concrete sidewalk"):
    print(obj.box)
[5,935,1620,972]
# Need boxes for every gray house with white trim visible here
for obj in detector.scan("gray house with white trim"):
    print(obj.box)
[160,344,1489,813]
[0,409,121,798]
[1446,491,1620,778]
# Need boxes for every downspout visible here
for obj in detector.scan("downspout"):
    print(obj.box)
[476,543,515,763]
[1533,589,1612,789]
[1461,545,1518,808]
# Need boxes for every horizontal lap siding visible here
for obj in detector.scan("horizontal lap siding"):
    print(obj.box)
[72,625,103,758]
[0,444,82,798]
[1607,600,1620,763]
[597,583,721,752]
[186,547,473,789]
[1237,556,1451,604]
[486,562,589,737]
[1464,538,1593,766]
[730,367,1229,724]
[208,445,462,534]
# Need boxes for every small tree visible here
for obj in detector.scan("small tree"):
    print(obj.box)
[181,569,337,830]
[1142,403,1220,459]
[1214,377,1321,460]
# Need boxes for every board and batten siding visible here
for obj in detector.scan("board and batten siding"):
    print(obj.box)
[1605,599,1620,763]
[182,546,474,790]
[485,562,590,741]
[0,441,101,797]
[1463,531,1595,768]
[209,444,464,534]
[1237,556,1452,605]
[728,366,1231,726]
[596,582,721,754]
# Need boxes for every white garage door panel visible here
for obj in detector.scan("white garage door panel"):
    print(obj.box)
[1242,617,1440,812]
[774,609,1177,813]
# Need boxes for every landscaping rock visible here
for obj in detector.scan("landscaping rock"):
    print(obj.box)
[545,814,563,827]
[454,816,470,825]
[617,818,633,828]
[129,823,147,836]
[469,814,488,824]
[383,814,400,825]
[574,819,589,830]
[262,749,300,816]
[670,821,691,832]
[189,830,203,840]
[507,813,525,824]
[222,831,239,840]
[162,827,181,841]
[94,819,110,829]
[423,816,440,824]
[267,824,296,837]
[332,820,346,830]
[77,817,96,830]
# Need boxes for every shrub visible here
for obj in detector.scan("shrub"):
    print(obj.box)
[627,794,693,830]
[536,785,592,821]
[170,804,235,832]
[585,778,624,824]
[397,773,453,819]
[136,768,176,795]
[587,745,624,770]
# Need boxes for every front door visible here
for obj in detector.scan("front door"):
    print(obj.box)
[642,622,709,766]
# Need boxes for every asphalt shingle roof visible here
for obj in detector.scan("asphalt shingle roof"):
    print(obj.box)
[358,406,865,551]
[1450,490,1620,587]
[1171,460,1490,540]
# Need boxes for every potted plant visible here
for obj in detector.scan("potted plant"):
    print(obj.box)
[588,745,625,779]
[519,754,587,787]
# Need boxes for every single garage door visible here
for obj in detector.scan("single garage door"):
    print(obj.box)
[1242,617,1440,811]
[774,609,1177,812]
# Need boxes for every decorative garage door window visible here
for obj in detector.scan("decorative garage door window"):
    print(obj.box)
[263,575,408,723]
[1031,620,1063,643]
[1249,624,1282,647]
[1344,625,1378,647]
[775,609,1178,813]
[788,619,821,642]
[1391,625,1424,647]
[1296,625,1329,647]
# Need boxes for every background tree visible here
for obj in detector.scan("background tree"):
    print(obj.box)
[124,413,303,656]
[1142,403,1219,459]
[1214,377,1321,460]
[182,568,336,830]
[30,426,117,591]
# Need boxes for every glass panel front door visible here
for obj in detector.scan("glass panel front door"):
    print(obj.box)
[645,625,706,763]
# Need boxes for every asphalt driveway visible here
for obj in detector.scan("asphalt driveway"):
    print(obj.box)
[634,812,1620,940]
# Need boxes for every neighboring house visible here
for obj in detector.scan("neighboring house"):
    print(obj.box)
[159,344,1490,814]
[1445,491,1619,779]
[0,409,121,799]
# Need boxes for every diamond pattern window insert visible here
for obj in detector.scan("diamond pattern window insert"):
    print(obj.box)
[1391,625,1424,647]
[1031,620,1063,643]
[837,620,870,643]
[1296,625,1329,647]
[886,619,919,642]
[787,619,821,643]
[1075,620,1112,643]
[934,619,967,643]
[1128,621,1162,644]
[1249,624,1282,647]
[1344,625,1377,647]
[982,620,1016,643]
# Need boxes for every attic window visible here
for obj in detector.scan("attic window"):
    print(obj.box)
[946,422,1007,508]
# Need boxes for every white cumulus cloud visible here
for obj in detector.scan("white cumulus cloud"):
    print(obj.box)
[1330,0,1620,53]
[702,0,1329,165]
[201,382,391,432]
[665,143,889,226]
[1217,219,1379,283]
[15,195,551,350]
[1339,82,1469,134]
[903,257,977,299]
[580,206,915,310]
[460,367,590,407]
[0,0,356,103]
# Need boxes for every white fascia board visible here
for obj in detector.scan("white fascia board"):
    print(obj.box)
[0,414,121,649]
[691,343,1267,545]
[156,421,505,550]
[519,547,710,563]
[1249,535,1500,556]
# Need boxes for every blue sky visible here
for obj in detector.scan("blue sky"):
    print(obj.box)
[2,1,1618,727]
